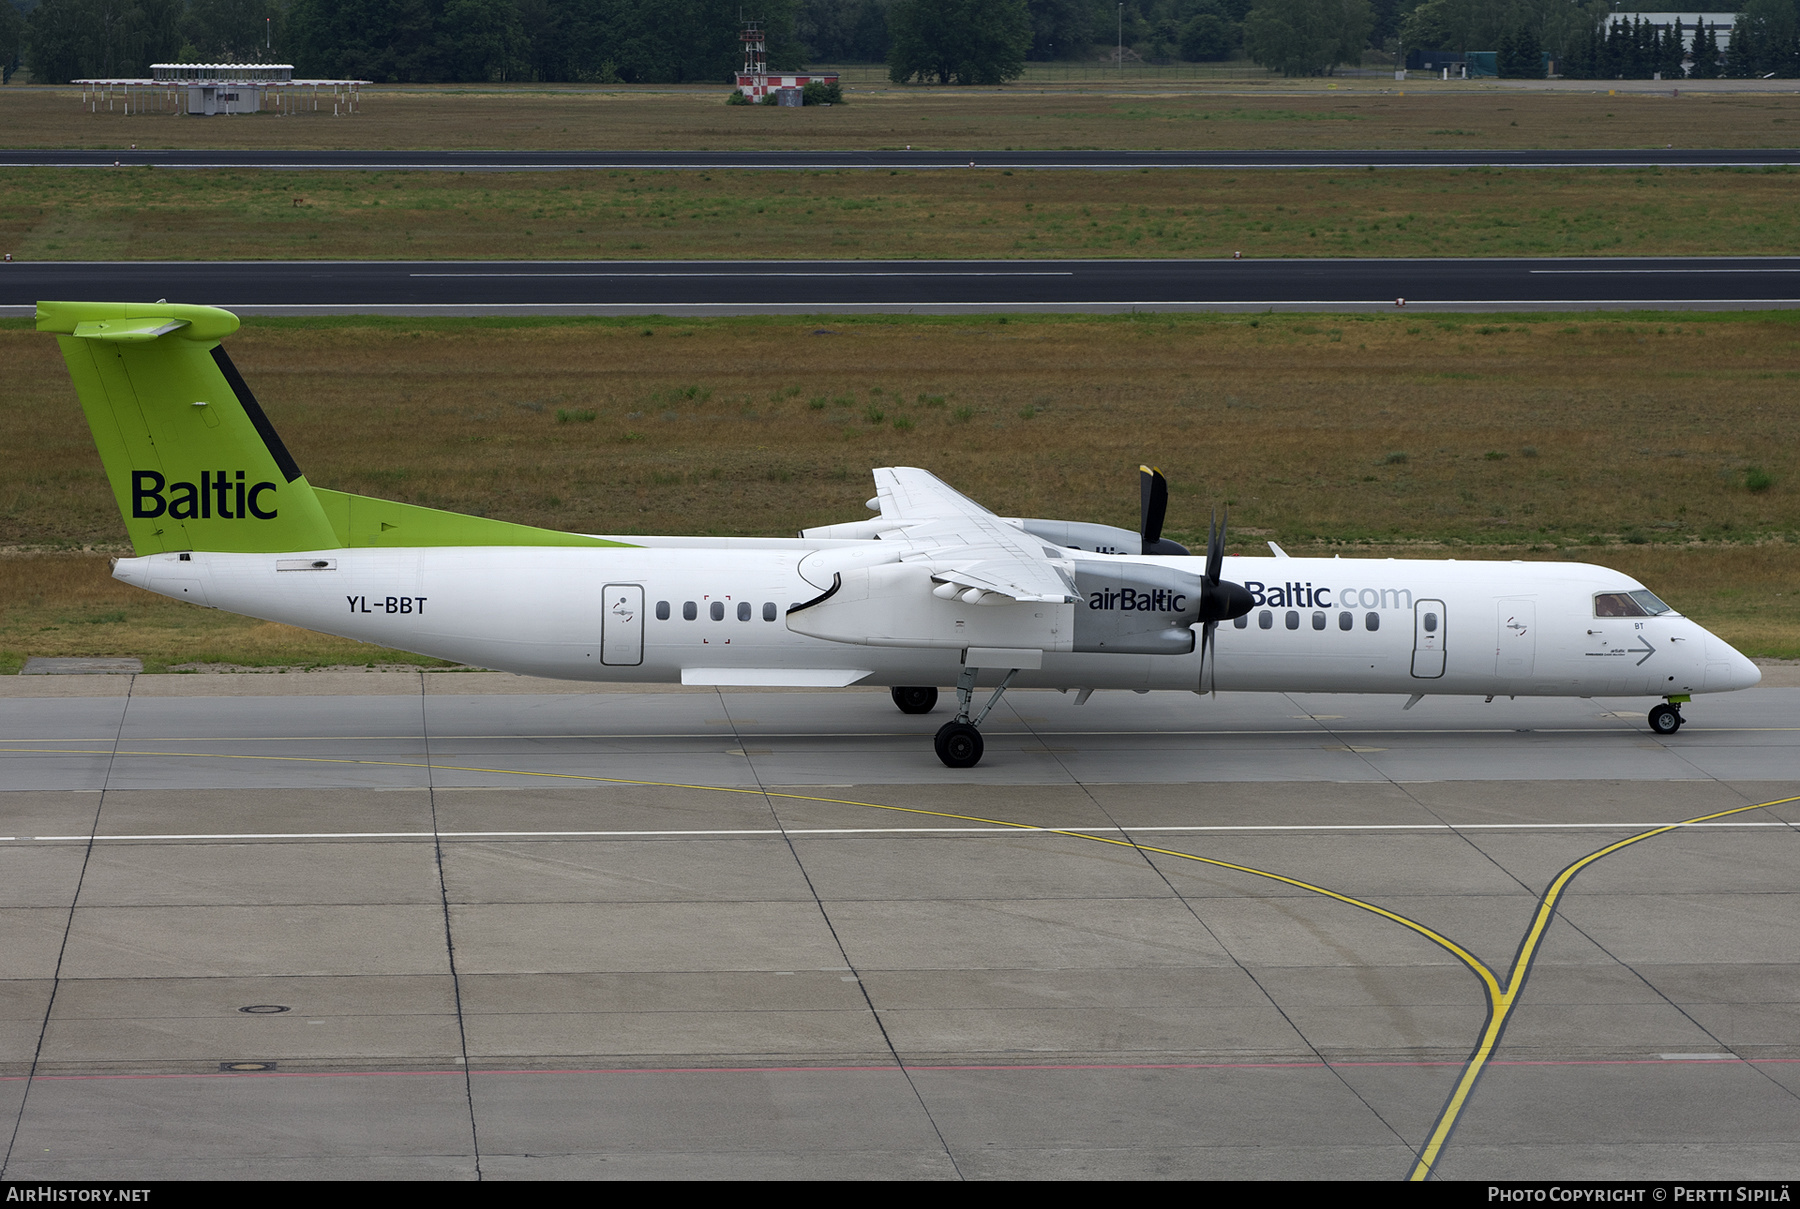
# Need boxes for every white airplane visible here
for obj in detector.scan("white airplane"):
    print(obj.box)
[39,301,1760,767]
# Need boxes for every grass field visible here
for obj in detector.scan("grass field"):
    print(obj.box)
[6,164,1800,262]
[5,310,1798,669]
[5,83,1800,151]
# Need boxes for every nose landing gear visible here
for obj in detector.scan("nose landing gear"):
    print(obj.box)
[1648,701,1684,735]
[932,664,1020,769]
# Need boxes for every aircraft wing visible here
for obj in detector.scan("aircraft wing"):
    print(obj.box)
[875,468,1080,605]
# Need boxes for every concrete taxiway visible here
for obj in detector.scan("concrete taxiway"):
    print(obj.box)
[1,671,1797,1180]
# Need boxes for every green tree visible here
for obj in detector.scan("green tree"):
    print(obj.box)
[1242,0,1371,75]
[1,0,26,82]
[798,0,892,62]
[1180,7,1238,60]
[1402,0,1603,63]
[1024,0,1093,60]
[1497,19,1542,75]
[27,0,183,82]
[887,0,1030,83]
[1723,18,1755,77]
[1688,20,1720,78]
[1737,0,1800,76]
[429,0,527,80]
[184,0,286,61]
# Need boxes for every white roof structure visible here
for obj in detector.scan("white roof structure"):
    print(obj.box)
[75,64,368,87]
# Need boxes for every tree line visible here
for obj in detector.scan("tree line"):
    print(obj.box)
[7,0,1798,86]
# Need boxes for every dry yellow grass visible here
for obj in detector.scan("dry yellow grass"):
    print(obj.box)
[6,164,1799,262]
[5,83,1800,151]
[6,310,1799,665]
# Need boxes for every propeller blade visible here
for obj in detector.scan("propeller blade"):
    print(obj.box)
[1206,506,1227,585]
[1199,619,1219,695]
[1139,465,1168,550]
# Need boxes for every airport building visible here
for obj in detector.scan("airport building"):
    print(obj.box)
[72,64,369,117]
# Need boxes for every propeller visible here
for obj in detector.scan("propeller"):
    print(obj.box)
[1138,465,1190,557]
[1195,507,1254,695]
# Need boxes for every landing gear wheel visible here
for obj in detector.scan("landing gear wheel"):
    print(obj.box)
[892,686,939,715]
[1649,703,1683,735]
[934,721,985,769]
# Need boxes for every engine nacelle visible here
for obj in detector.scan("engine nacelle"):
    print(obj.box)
[1017,518,1190,558]
[1071,563,1203,655]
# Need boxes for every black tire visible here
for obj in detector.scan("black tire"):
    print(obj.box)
[1649,703,1682,735]
[892,686,939,715]
[933,721,985,768]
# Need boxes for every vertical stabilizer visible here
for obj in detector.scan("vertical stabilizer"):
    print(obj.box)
[37,301,341,555]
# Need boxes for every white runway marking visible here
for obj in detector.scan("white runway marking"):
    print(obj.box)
[408,271,1077,278]
[7,821,1792,843]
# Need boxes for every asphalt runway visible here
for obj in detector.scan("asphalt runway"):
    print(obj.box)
[7,148,1800,171]
[9,256,1800,316]
[2,672,1797,1180]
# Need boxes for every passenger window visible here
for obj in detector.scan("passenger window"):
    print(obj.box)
[656,600,670,621]
[1258,610,1272,630]
[737,601,751,622]
[1365,612,1379,631]
[682,601,697,621]
[1233,614,1248,629]
[763,602,777,622]
[710,601,725,621]
[1338,611,1352,631]
[1312,611,1326,630]
[1285,610,1299,630]
[1424,612,1438,633]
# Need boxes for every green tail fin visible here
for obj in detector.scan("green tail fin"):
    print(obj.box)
[39,301,633,555]
[38,300,341,555]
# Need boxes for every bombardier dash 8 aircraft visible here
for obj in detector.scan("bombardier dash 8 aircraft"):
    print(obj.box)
[38,301,1760,767]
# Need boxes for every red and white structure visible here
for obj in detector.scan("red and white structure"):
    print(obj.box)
[734,20,837,102]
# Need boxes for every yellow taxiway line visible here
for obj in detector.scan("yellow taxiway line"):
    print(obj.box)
[7,743,1794,1178]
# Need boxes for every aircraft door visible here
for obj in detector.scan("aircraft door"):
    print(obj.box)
[602,584,644,666]
[1411,599,1446,679]
[1495,598,1535,678]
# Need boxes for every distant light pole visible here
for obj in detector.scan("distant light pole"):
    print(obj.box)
[1118,4,1123,78]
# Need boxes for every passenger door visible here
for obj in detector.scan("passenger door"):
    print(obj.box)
[1412,599,1446,679]
[1495,598,1536,679]
[601,584,644,666]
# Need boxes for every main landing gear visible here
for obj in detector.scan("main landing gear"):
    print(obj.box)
[1648,701,1685,735]
[931,664,1020,769]
[891,686,938,714]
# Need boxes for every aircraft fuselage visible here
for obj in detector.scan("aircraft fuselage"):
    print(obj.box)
[111,544,1760,699]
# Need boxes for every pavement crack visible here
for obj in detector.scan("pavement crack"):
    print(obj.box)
[1009,693,1423,1165]
[1,672,132,1179]
[421,676,483,1180]
[718,689,966,1180]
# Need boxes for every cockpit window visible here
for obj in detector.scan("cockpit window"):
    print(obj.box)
[1594,590,1677,618]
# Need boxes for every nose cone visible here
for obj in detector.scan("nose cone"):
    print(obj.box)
[1208,579,1255,623]
[1704,633,1762,692]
